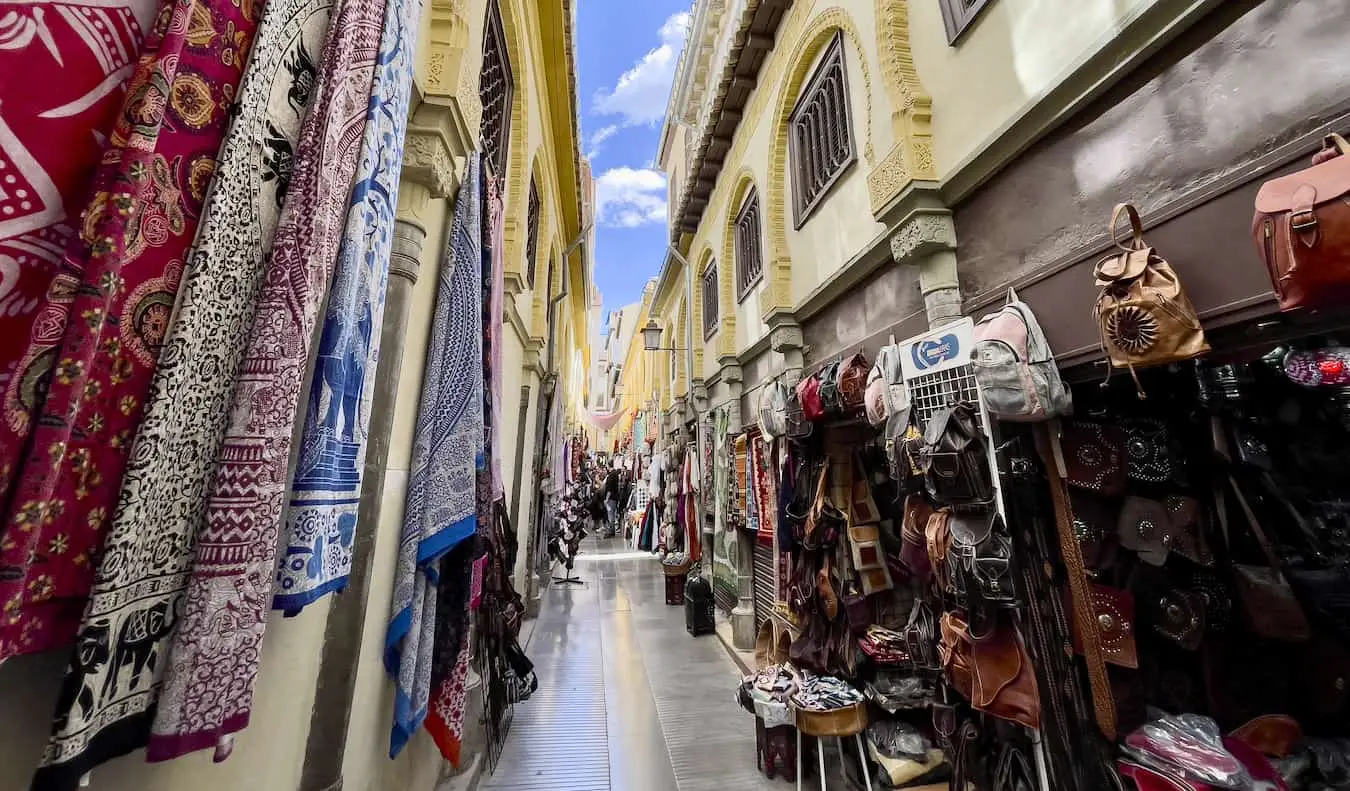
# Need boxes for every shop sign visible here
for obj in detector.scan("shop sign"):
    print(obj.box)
[899,317,976,382]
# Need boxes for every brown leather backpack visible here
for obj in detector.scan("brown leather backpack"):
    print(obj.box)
[1093,204,1209,392]
[1253,133,1350,311]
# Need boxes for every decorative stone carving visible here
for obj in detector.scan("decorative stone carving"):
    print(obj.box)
[425,0,469,97]
[402,129,456,199]
[890,211,957,264]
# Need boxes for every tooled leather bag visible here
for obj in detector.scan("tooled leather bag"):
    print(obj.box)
[1066,583,1140,669]
[921,402,994,506]
[1093,204,1209,389]
[938,611,1041,729]
[1061,421,1128,496]
[1253,133,1350,311]
[837,352,870,413]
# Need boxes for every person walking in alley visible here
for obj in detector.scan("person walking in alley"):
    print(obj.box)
[602,463,621,538]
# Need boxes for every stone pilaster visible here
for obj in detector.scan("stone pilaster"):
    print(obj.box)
[715,358,754,649]
[890,207,961,330]
[768,317,805,385]
[298,136,453,791]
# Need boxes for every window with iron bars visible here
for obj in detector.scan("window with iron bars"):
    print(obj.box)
[702,261,719,340]
[938,0,994,43]
[734,189,763,301]
[479,0,513,180]
[525,178,540,288]
[789,32,854,227]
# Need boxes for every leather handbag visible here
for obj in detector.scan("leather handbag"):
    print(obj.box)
[1122,417,1176,483]
[1118,496,1175,567]
[837,352,870,413]
[802,465,843,551]
[1060,421,1127,496]
[1253,132,1350,311]
[1093,203,1209,389]
[1066,583,1139,669]
[938,611,1041,729]
[886,407,926,495]
[1224,477,1312,643]
[1069,491,1119,572]
[925,508,953,592]
[797,373,825,422]
[903,598,941,672]
[899,495,935,580]
[1163,494,1213,566]
[1153,589,1206,650]
[818,360,843,416]
[949,509,1019,610]
[920,402,994,506]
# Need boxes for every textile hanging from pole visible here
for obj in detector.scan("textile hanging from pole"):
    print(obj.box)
[146,0,390,760]
[274,0,420,613]
[0,4,156,639]
[23,0,266,784]
[580,407,630,432]
[385,153,483,759]
[0,0,235,664]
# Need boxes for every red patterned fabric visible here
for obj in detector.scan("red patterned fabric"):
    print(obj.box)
[753,438,777,547]
[0,0,156,658]
[0,0,257,664]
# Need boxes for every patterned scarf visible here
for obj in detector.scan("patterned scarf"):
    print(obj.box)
[0,0,245,664]
[385,153,483,758]
[274,0,420,614]
[22,0,263,783]
[0,3,155,647]
[145,0,388,761]
[753,437,777,546]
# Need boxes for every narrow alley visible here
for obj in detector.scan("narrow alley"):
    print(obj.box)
[483,539,776,791]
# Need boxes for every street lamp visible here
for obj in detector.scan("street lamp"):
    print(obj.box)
[641,319,685,352]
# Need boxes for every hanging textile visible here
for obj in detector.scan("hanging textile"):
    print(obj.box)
[0,0,155,573]
[23,0,264,783]
[753,438,777,546]
[484,174,505,501]
[274,0,420,613]
[423,536,480,766]
[385,153,483,758]
[145,0,389,760]
[0,0,254,665]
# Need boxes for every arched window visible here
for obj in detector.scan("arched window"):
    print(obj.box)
[525,177,540,288]
[479,0,513,178]
[789,32,854,226]
[701,260,719,340]
[734,188,763,300]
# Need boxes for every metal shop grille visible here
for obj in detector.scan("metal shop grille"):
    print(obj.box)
[909,364,981,427]
[714,573,737,615]
[753,540,774,629]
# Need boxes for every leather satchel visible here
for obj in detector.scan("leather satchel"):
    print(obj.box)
[1093,203,1209,389]
[1253,132,1350,311]
[818,360,843,416]
[1224,477,1312,643]
[949,510,1019,610]
[921,402,994,506]
[899,495,935,581]
[1067,583,1140,669]
[797,373,825,422]
[938,611,1041,729]
[837,352,870,413]
[886,407,926,495]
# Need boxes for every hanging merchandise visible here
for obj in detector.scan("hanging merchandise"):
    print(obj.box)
[93,0,345,761]
[1093,203,1209,393]
[0,0,154,526]
[386,154,484,759]
[0,0,259,668]
[275,0,420,613]
[972,288,1072,421]
[423,539,481,767]
[865,345,906,428]
[757,378,789,439]
[1253,132,1350,312]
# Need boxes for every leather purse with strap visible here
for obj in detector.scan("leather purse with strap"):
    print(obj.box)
[1219,476,1313,643]
[920,402,995,506]
[837,352,870,413]
[938,610,1041,730]
[1253,132,1350,311]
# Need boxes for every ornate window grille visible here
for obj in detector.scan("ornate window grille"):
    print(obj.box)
[734,189,763,301]
[939,0,994,43]
[525,178,540,288]
[479,0,513,179]
[702,261,719,340]
[789,32,854,226]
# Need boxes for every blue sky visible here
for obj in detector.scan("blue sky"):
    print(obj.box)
[576,0,690,325]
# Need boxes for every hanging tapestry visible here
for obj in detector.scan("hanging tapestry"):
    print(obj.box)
[753,437,777,546]
[0,0,155,548]
[146,0,389,761]
[22,0,264,783]
[484,174,505,500]
[0,0,241,663]
[274,0,421,614]
[385,153,483,758]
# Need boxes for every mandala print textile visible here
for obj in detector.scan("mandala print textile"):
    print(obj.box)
[143,0,388,762]
[275,0,421,614]
[0,0,155,521]
[0,0,215,663]
[485,174,505,499]
[20,0,263,784]
[385,153,483,758]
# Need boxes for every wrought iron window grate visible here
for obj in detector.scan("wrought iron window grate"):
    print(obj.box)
[735,189,763,300]
[525,178,540,288]
[479,0,513,180]
[702,260,719,339]
[790,32,854,226]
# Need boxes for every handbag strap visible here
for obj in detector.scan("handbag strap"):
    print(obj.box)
[1227,475,1290,582]
[1110,203,1147,252]
[1037,423,1118,740]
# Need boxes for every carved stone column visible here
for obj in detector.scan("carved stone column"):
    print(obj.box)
[297,127,454,791]
[768,317,805,385]
[890,207,961,330]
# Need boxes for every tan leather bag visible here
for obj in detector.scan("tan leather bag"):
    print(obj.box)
[938,611,1041,729]
[1253,133,1350,311]
[1094,204,1209,392]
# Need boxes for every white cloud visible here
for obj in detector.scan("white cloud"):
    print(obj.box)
[595,167,667,228]
[591,11,690,127]
[586,124,619,160]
